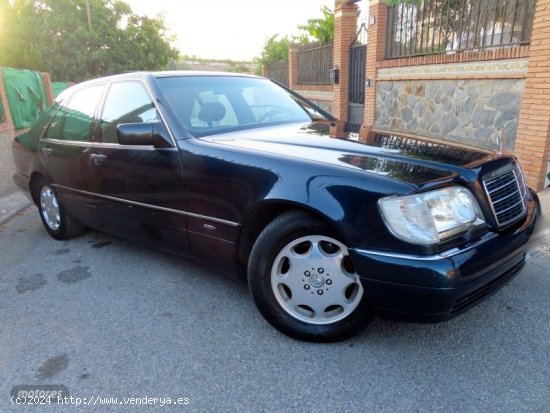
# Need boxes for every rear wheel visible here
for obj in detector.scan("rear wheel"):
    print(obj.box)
[248,211,373,342]
[34,178,86,240]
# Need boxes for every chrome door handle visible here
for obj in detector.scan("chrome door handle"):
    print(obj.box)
[41,147,53,156]
[91,153,107,166]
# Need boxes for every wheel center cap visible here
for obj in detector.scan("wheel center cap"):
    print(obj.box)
[309,273,325,288]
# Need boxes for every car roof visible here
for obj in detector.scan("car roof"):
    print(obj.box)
[55,70,264,102]
[79,70,260,85]
[58,71,263,98]
[153,70,260,79]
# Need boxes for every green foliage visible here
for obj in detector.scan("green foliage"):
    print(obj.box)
[298,5,334,44]
[167,55,255,74]
[0,0,179,82]
[177,55,252,66]
[384,0,421,6]
[227,64,253,74]
[256,6,335,70]
[255,34,292,68]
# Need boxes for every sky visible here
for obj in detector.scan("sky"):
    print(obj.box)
[124,0,366,62]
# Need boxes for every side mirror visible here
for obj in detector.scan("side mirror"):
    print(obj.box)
[117,121,173,148]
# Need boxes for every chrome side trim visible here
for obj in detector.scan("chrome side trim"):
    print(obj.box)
[42,138,178,151]
[52,185,241,227]
[186,212,241,227]
[355,232,498,261]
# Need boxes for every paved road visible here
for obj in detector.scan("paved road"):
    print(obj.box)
[1,206,549,412]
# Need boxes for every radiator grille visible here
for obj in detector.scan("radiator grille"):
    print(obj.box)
[483,162,528,227]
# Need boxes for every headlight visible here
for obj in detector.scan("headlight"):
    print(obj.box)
[378,187,485,245]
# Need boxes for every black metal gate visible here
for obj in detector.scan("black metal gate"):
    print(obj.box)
[348,23,367,126]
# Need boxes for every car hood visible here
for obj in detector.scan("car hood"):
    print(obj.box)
[199,121,500,186]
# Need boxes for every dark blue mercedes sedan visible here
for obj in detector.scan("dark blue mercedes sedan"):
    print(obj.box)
[12,72,540,341]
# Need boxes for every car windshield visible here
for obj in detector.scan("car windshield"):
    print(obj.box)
[156,75,329,137]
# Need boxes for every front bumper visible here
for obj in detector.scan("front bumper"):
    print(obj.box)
[351,195,539,321]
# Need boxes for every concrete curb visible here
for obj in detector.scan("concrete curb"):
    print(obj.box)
[0,191,32,225]
[537,186,550,214]
[532,186,550,244]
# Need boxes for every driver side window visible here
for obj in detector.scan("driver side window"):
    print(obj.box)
[100,81,158,144]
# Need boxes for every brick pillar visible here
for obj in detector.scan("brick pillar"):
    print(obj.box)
[261,65,269,77]
[332,1,358,121]
[288,43,299,90]
[363,0,388,127]
[40,72,54,105]
[0,72,15,137]
[514,0,550,190]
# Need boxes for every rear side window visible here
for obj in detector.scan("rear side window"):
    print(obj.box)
[100,81,158,144]
[62,85,104,142]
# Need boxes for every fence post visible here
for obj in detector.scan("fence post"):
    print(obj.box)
[0,72,15,138]
[332,0,358,121]
[363,0,388,127]
[41,72,54,105]
[288,43,299,90]
[514,0,550,190]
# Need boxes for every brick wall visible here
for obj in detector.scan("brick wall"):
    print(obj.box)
[0,72,17,197]
[377,46,530,69]
[0,72,15,137]
[332,1,358,120]
[364,0,388,127]
[364,0,550,190]
[514,0,550,190]
[41,72,54,106]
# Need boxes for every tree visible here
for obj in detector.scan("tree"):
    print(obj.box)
[298,5,334,43]
[0,0,179,81]
[256,6,334,70]
[255,35,292,69]
[384,0,420,5]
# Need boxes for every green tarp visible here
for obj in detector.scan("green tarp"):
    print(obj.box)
[52,81,70,98]
[1,67,48,130]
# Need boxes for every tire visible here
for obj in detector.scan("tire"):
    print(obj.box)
[248,210,373,342]
[34,178,86,240]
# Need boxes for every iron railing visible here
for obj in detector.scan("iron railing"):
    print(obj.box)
[349,22,368,106]
[297,42,333,84]
[267,60,289,86]
[349,45,366,105]
[386,0,536,59]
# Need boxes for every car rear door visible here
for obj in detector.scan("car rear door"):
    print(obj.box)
[38,84,105,228]
[89,80,190,254]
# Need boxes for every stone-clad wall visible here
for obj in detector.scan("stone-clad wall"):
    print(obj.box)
[375,78,525,150]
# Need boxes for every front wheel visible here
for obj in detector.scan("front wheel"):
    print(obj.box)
[248,211,373,342]
[34,178,86,240]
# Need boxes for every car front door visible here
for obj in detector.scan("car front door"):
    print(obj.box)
[89,80,190,254]
[38,84,105,228]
